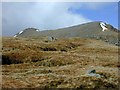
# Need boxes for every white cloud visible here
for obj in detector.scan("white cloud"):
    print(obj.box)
[2,2,91,36]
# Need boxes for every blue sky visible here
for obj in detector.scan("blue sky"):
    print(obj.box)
[69,2,118,28]
[2,2,118,36]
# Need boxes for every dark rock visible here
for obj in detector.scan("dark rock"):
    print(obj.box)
[86,69,102,78]
[87,69,96,74]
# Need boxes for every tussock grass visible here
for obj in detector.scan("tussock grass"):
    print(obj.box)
[2,37,119,89]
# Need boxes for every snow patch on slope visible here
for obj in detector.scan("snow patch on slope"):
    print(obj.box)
[36,29,39,32]
[14,30,23,37]
[100,22,108,31]
[19,31,23,34]
[14,35,17,37]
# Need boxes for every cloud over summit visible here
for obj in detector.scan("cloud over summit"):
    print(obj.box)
[2,2,91,36]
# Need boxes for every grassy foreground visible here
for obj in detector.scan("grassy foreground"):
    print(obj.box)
[2,37,120,89]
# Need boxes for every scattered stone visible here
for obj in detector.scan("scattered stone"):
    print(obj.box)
[86,69,102,78]
[87,69,96,74]
[87,73,102,78]
[44,36,57,42]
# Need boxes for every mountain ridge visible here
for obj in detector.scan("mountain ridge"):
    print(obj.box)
[14,21,119,46]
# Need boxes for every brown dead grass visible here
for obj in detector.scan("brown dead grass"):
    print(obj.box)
[2,37,119,89]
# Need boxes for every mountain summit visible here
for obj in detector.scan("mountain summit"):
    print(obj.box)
[14,28,40,37]
[14,21,119,45]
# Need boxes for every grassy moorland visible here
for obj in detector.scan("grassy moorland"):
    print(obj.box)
[2,37,120,89]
